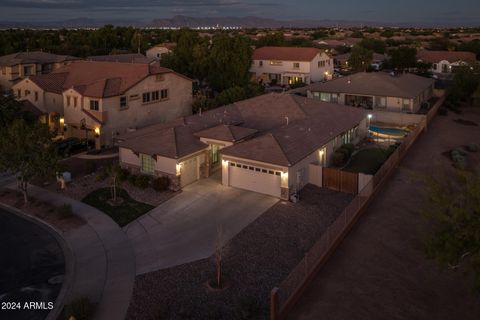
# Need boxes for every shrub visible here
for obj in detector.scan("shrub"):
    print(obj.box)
[331,151,346,167]
[128,174,137,186]
[466,143,479,152]
[95,169,108,182]
[152,176,170,192]
[56,203,73,219]
[85,161,97,174]
[117,167,130,182]
[64,296,95,320]
[341,143,355,157]
[385,144,398,156]
[135,175,150,189]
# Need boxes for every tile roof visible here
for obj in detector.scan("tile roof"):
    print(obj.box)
[417,50,477,64]
[119,125,207,159]
[19,99,45,117]
[24,60,188,98]
[194,124,257,142]
[306,72,434,99]
[87,53,155,64]
[120,93,366,166]
[0,51,80,67]
[252,46,322,62]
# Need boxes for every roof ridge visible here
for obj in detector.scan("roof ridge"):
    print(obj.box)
[268,133,291,166]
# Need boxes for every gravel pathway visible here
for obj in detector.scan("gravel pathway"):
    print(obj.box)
[127,184,353,320]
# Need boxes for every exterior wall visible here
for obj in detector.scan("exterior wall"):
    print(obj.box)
[146,47,171,60]
[250,52,333,85]
[100,73,192,146]
[12,78,63,115]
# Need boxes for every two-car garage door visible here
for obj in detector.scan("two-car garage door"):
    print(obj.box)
[228,162,281,198]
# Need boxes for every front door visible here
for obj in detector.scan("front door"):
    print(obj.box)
[210,144,220,171]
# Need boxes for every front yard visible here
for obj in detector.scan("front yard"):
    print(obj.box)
[127,184,353,320]
[82,188,154,227]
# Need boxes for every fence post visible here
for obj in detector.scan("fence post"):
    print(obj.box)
[271,287,280,320]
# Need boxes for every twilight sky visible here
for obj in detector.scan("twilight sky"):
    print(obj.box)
[0,0,478,25]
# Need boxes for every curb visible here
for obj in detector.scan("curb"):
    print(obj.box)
[0,202,76,320]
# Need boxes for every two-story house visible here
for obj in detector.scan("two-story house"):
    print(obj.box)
[12,60,193,147]
[250,46,334,86]
[0,51,80,92]
[417,50,477,77]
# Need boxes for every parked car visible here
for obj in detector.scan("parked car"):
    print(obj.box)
[55,137,92,156]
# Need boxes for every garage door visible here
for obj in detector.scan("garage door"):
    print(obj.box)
[180,157,198,187]
[229,163,281,198]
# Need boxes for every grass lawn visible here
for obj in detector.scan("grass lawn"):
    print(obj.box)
[344,148,388,174]
[82,188,154,226]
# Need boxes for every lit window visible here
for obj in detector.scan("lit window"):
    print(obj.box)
[141,154,155,174]
[320,92,331,102]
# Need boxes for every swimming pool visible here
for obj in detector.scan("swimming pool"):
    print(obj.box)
[369,126,408,139]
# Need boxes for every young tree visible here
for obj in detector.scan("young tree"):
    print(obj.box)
[422,170,480,288]
[0,119,58,204]
[348,46,373,71]
[388,47,417,71]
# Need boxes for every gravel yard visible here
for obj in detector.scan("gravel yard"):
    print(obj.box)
[127,184,353,320]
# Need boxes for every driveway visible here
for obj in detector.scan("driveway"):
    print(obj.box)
[124,175,279,275]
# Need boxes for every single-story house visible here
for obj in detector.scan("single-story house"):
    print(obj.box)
[417,50,477,75]
[306,72,435,113]
[118,93,367,200]
[335,52,387,70]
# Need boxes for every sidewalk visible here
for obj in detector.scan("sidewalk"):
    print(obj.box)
[4,182,135,320]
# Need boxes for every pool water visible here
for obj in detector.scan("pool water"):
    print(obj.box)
[369,126,408,138]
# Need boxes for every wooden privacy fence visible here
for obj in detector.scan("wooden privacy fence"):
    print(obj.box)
[270,96,444,320]
[322,167,358,194]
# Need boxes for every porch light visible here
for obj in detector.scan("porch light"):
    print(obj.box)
[319,150,325,156]
[176,163,182,176]
[94,127,100,136]
[222,159,229,167]
[367,114,373,119]
[59,117,65,124]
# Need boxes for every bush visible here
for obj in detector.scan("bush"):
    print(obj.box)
[64,296,95,320]
[466,143,479,152]
[56,203,73,219]
[128,174,137,185]
[341,143,355,157]
[385,144,398,156]
[117,167,130,182]
[134,175,150,189]
[331,151,346,167]
[152,176,170,192]
[95,168,108,182]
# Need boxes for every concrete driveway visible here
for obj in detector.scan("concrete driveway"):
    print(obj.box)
[124,175,279,275]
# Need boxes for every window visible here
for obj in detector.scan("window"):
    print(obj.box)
[269,60,282,66]
[140,154,155,174]
[320,92,331,102]
[1,67,5,75]
[34,91,38,101]
[73,97,77,107]
[161,89,168,100]
[24,90,30,96]
[90,100,99,111]
[293,62,300,69]
[318,60,326,68]
[120,96,127,109]
[402,99,410,111]
[376,96,386,108]
[432,63,437,70]
[259,60,263,67]
[155,74,164,81]
[17,90,21,98]
[152,91,160,101]
[142,92,150,103]
[130,94,140,100]
[67,96,71,107]
[331,93,339,103]
[23,66,33,76]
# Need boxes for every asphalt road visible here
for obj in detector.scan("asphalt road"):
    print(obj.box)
[0,208,65,320]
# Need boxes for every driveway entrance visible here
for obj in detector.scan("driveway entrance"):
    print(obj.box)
[124,177,278,274]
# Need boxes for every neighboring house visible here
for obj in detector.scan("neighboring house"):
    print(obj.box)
[0,51,80,92]
[146,43,177,60]
[335,52,387,70]
[12,61,192,146]
[250,46,334,86]
[316,38,361,48]
[87,53,155,64]
[118,93,367,199]
[306,72,435,113]
[417,50,477,75]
